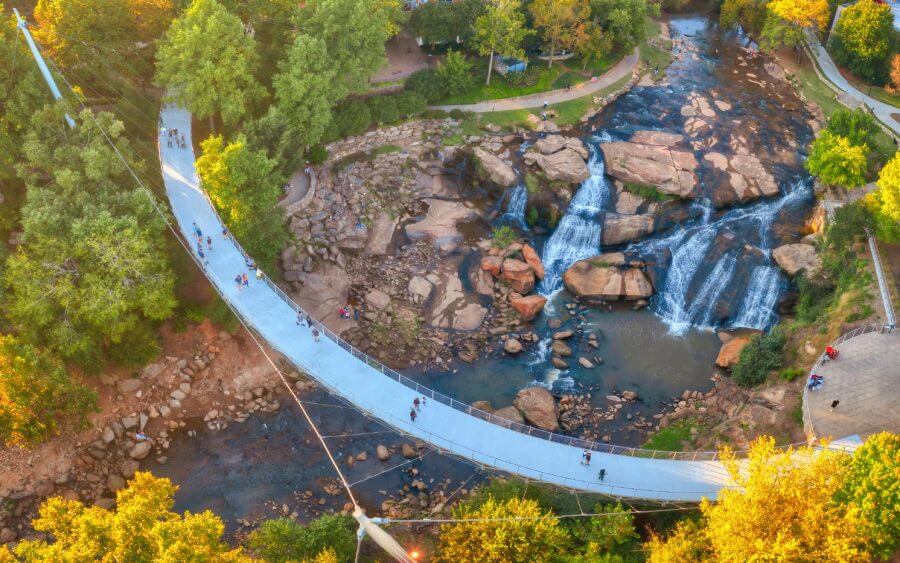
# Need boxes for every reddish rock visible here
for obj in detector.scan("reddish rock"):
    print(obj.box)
[480,255,503,276]
[716,337,751,368]
[513,387,559,431]
[521,244,546,280]
[510,295,547,321]
[501,259,536,294]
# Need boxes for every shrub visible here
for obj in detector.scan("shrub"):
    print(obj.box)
[307,144,328,165]
[526,206,539,225]
[248,515,356,563]
[524,172,541,194]
[830,0,894,84]
[448,108,467,119]
[491,225,518,248]
[825,108,879,148]
[731,328,786,387]
[405,68,446,103]
[780,367,805,382]
[437,50,475,96]
[394,91,427,117]
[330,99,372,139]
[367,95,401,124]
[422,109,450,119]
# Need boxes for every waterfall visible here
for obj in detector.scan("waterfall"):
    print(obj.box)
[684,253,738,329]
[653,228,717,335]
[538,145,611,294]
[731,265,781,329]
[502,184,528,228]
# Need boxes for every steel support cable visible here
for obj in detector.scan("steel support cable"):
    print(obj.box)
[379,505,699,525]
[349,450,435,488]
[42,55,361,511]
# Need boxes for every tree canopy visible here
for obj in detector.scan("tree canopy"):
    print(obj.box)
[11,472,249,561]
[530,0,591,67]
[154,0,264,127]
[195,135,287,270]
[830,0,895,83]
[272,33,336,149]
[473,0,531,84]
[591,0,658,51]
[33,0,136,68]
[805,130,869,189]
[0,335,97,446]
[6,107,176,369]
[247,515,356,562]
[868,151,900,241]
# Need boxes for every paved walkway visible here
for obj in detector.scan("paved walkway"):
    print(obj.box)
[806,330,900,440]
[805,33,900,137]
[158,105,741,502]
[431,48,640,113]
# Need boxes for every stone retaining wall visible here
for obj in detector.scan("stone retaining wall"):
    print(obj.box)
[325,118,461,162]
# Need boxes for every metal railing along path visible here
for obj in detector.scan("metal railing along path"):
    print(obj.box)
[158,106,803,474]
[802,322,892,441]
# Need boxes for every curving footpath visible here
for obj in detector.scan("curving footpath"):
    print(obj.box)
[158,105,737,502]
[431,48,640,113]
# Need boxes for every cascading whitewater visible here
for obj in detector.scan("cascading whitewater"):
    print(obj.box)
[652,228,717,334]
[502,184,528,228]
[683,253,738,330]
[538,145,611,294]
[731,265,782,329]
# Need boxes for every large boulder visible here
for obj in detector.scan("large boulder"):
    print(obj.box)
[703,152,779,205]
[601,213,656,246]
[480,255,503,276]
[504,338,523,354]
[563,259,653,300]
[525,149,591,184]
[473,147,517,187]
[294,263,353,333]
[493,406,526,425]
[427,269,487,331]
[365,289,391,310]
[501,259,536,294]
[408,276,433,303]
[630,130,684,147]
[405,199,477,253]
[601,142,698,198]
[510,295,547,321]
[513,387,559,431]
[521,244,545,280]
[534,134,567,155]
[364,212,399,255]
[772,244,821,277]
[716,336,751,368]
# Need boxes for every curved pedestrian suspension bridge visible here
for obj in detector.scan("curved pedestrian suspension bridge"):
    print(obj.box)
[159,106,740,502]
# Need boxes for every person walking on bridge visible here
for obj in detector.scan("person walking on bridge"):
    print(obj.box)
[410,409,417,422]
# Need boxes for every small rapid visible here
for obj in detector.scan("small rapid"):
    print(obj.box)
[538,145,611,294]
[501,184,528,228]
[731,265,782,329]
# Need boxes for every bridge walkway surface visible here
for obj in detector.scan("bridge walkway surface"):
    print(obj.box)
[159,106,738,502]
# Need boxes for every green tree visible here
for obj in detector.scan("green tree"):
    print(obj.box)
[14,472,249,561]
[759,11,805,53]
[825,107,879,148]
[567,502,638,559]
[867,151,900,241]
[438,495,569,562]
[296,0,406,101]
[33,0,136,68]
[830,0,894,83]
[243,106,305,179]
[575,21,613,72]
[731,328,786,387]
[410,0,466,47]
[590,0,658,51]
[473,0,531,85]
[805,131,869,189]
[195,135,287,270]
[0,335,98,446]
[719,0,768,35]
[530,0,591,68]
[7,107,176,369]
[437,50,476,96]
[836,432,900,559]
[155,0,264,129]
[247,515,356,563]
[272,33,336,150]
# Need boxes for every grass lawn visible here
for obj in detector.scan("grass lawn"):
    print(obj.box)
[640,18,673,80]
[642,421,695,452]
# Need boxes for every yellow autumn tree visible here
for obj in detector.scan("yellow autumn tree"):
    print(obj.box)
[647,437,870,562]
[768,0,830,32]
[13,472,250,562]
[437,496,569,562]
[867,151,900,241]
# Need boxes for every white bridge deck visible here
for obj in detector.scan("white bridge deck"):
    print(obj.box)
[159,106,737,502]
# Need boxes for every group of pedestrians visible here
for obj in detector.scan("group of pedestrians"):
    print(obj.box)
[581,449,607,482]
[193,223,211,264]
[163,127,187,149]
[409,396,427,422]
[296,311,320,342]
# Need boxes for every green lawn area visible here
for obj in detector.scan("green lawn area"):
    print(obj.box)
[642,421,695,452]
[639,18,673,80]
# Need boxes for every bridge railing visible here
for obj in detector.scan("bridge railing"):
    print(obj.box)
[165,110,804,463]
[802,322,891,441]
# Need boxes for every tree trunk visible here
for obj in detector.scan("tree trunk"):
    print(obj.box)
[486,49,494,85]
[209,114,216,135]
[549,40,556,68]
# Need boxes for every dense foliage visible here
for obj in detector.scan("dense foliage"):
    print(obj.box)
[473,0,531,84]
[7,108,176,369]
[867,147,900,242]
[0,335,97,446]
[805,130,869,189]
[830,0,895,84]
[647,435,899,561]
[9,472,248,561]
[247,515,356,562]
[194,135,288,270]
[730,327,786,386]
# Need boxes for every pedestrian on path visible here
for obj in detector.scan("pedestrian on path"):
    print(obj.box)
[306,314,312,327]
[831,399,840,411]
[222,226,229,239]
[206,236,212,249]
[410,409,417,422]
[242,273,249,287]
[235,275,242,290]
[312,327,320,342]
[585,451,591,466]
[599,469,606,482]
[581,449,588,465]
[421,396,426,407]
[256,267,263,282]
[297,311,305,326]
[543,100,548,109]
[413,397,420,412]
